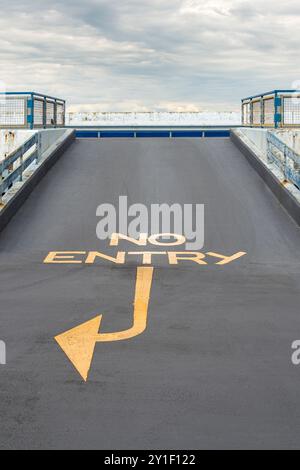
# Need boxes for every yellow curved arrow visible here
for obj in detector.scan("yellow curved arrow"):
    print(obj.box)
[55,267,154,382]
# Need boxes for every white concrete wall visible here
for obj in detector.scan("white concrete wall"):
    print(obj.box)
[39,129,68,155]
[0,128,74,209]
[234,128,269,160]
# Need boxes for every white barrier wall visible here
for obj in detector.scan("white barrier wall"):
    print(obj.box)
[233,127,300,205]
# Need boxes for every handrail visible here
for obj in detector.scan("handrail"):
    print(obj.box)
[242,90,300,102]
[0,133,40,202]
[0,92,66,129]
[267,131,300,189]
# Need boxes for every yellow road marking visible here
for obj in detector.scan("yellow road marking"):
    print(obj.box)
[44,250,247,265]
[55,267,154,382]
[97,266,154,341]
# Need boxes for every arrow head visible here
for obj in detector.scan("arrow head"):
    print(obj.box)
[55,316,102,382]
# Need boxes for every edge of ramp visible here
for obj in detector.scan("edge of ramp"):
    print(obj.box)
[0,129,76,234]
[231,129,300,226]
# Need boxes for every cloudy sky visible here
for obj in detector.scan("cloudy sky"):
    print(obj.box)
[0,0,299,111]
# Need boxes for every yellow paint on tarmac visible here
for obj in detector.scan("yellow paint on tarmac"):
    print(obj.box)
[55,267,154,382]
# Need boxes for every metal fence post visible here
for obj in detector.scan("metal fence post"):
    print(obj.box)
[31,93,34,130]
[43,98,47,129]
[27,94,34,130]
[261,97,264,127]
[274,92,282,129]
[0,161,3,205]
[0,93,65,130]
[241,100,244,125]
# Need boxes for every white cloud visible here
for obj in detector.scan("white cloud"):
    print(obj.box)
[0,0,299,111]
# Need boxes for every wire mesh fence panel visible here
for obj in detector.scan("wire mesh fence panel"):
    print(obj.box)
[263,98,275,125]
[252,100,262,125]
[56,103,65,125]
[0,98,26,127]
[46,101,55,125]
[34,99,44,126]
[242,102,251,125]
[283,97,300,125]
[0,93,65,129]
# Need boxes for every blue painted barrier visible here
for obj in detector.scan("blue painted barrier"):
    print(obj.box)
[135,131,171,138]
[171,131,203,138]
[100,131,135,138]
[76,129,231,139]
[204,130,230,138]
[76,130,99,138]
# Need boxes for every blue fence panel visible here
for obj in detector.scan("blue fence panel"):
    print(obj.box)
[75,129,231,139]
[204,130,230,138]
[0,92,65,129]
[267,131,300,189]
[171,131,203,138]
[0,133,39,198]
[100,131,135,138]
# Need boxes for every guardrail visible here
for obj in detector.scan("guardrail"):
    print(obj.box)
[0,133,40,203]
[75,128,231,138]
[267,131,300,188]
[0,92,65,129]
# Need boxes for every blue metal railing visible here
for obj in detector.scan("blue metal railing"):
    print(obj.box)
[242,90,300,129]
[0,133,40,201]
[267,131,300,189]
[0,92,65,129]
[242,90,299,102]
[75,129,231,139]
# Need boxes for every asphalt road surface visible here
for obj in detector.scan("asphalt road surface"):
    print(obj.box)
[0,137,300,450]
